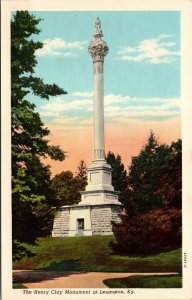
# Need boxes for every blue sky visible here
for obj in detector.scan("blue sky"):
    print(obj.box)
[23,11,180,173]
[30,11,180,125]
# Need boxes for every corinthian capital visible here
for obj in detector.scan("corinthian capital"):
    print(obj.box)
[88,17,109,63]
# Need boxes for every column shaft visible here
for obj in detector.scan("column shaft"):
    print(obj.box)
[93,61,105,160]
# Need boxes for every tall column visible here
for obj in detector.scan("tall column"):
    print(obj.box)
[80,17,120,202]
[88,17,109,161]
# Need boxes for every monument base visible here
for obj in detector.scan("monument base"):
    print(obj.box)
[52,202,122,237]
[52,158,122,237]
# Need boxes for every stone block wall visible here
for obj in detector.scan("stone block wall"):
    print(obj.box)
[52,207,70,237]
[91,205,112,235]
[91,204,121,236]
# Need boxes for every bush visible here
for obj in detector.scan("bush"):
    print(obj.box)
[110,208,181,255]
[12,240,35,262]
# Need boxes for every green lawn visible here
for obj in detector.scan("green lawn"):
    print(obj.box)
[104,274,182,288]
[13,236,182,273]
[13,283,28,289]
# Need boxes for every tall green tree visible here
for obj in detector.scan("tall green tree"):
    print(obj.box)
[11,11,67,260]
[155,139,182,209]
[126,131,170,215]
[106,152,128,205]
[110,134,182,255]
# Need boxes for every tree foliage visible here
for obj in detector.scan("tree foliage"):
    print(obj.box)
[155,139,182,209]
[126,131,170,215]
[106,151,128,205]
[111,132,182,255]
[76,159,88,190]
[111,208,182,255]
[11,11,67,261]
[51,161,87,207]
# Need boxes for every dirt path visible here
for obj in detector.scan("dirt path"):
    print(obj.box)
[13,270,178,288]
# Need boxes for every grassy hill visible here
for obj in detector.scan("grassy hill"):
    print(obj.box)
[13,236,182,273]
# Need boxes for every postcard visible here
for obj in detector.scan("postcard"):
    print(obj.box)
[1,0,192,299]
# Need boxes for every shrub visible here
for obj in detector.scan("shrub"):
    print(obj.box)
[12,240,35,262]
[110,208,181,255]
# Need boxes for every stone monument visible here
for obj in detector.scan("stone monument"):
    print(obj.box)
[52,18,122,237]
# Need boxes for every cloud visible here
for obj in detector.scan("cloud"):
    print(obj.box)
[104,95,180,121]
[43,115,93,132]
[104,94,180,108]
[72,91,93,97]
[38,92,180,127]
[52,116,92,127]
[35,38,88,57]
[105,94,132,105]
[118,34,180,64]
[39,111,61,117]
[39,95,92,113]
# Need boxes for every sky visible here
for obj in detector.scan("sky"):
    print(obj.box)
[27,11,180,175]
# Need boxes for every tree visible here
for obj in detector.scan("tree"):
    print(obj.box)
[110,133,182,255]
[51,167,87,207]
[126,131,170,215]
[155,139,182,209]
[106,151,128,205]
[76,159,87,191]
[11,11,67,261]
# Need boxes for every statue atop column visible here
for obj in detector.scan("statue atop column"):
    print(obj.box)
[88,17,109,62]
[95,17,103,36]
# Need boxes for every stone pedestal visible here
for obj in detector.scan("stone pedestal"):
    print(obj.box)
[52,203,121,237]
[80,159,120,204]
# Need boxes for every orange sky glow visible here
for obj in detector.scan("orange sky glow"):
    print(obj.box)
[43,116,181,177]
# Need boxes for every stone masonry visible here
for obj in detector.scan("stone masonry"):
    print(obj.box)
[52,204,121,237]
[52,208,70,237]
[91,205,121,235]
